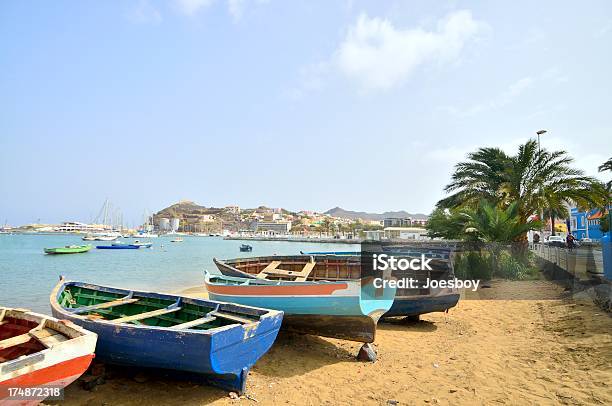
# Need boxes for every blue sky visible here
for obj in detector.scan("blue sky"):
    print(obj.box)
[1,1,611,226]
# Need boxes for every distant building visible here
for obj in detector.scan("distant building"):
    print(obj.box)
[158,218,170,231]
[383,227,428,240]
[570,207,610,241]
[254,221,292,234]
[170,218,180,232]
[364,230,383,241]
[272,213,283,221]
[56,222,104,233]
[383,217,412,228]
[225,205,241,214]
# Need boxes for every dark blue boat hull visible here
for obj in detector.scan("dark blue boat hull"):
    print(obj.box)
[96,245,140,249]
[50,281,283,393]
[383,293,460,318]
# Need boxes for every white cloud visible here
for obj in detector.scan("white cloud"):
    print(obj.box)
[227,0,245,20]
[334,10,486,90]
[174,0,215,16]
[126,0,162,24]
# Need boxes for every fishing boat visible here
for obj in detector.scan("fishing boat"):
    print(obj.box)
[96,243,141,250]
[132,232,158,238]
[207,257,396,343]
[214,253,460,320]
[44,245,92,255]
[49,279,283,393]
[82,233,119,241]
[170,237,184,243]
[0,307,97,403]
[239,244,252,252]
[130,240,153,248]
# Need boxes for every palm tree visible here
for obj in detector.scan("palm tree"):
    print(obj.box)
[599,157,612,190]
[461,200,541,243]
[438,139,603,241]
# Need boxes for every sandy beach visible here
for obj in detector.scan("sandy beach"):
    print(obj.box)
[48,279,612,406]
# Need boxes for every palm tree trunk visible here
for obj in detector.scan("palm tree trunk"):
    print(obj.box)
[550,215,555,236]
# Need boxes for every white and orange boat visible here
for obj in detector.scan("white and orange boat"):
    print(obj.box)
[0,307,97,404]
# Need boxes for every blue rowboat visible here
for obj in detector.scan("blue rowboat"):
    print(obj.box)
[204,266,396,343]
[214,254,459,319]
[49,279,283,393]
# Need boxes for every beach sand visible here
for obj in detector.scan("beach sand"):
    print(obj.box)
[52,280,611,405]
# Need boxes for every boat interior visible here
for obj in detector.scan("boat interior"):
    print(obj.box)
[0,309,71,363]
[222,254,455,297]
[59,285,261,330]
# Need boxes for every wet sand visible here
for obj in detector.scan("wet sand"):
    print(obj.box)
[54,280,611,405]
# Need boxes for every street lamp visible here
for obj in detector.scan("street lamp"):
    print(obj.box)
[536,130,547,236]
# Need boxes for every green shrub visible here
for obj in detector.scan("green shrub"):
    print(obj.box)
[454,251,492,280]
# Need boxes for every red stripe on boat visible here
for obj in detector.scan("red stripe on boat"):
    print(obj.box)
[0,353,94,395]
[206,282,349,296]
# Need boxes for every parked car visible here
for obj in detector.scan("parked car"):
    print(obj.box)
[545,235,566,247]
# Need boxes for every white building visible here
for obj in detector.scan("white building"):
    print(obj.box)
[56,222,105,233]
[255,221,292,234]
[170,218,180,232]
[158,218,170,231]
[225,205,241,214]
[383,227,428,240]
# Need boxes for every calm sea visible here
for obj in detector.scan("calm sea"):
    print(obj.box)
[0,234,359,314]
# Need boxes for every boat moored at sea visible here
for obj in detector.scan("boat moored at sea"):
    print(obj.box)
[44,245,92,255]
[49,279,283,393]
[239,244,252,252]
[0,307,97,403]
[208,256,396,343]
[96,242,142,250]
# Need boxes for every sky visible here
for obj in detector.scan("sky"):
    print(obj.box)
[1,1,611,226]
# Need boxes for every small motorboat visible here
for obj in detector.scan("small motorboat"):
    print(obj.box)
[50,279,283,394]
[44,245,92,255]
[0,307,97,403]
[170,237,184,243]
[239,244,252,252]
[131,240,153,248]
[96,242,141,250]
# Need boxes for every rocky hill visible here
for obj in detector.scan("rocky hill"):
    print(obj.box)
[324,207,429,221]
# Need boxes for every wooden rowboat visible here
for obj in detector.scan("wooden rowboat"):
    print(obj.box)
[44,245,91,255]
[50,279,283,394]
[214,254,459,319]
[206,256,396,343]
[0,307,97,404]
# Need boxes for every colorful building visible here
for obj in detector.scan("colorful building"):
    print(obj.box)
[570,207,610,241]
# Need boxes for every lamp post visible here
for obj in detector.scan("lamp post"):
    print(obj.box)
[536,130,548,236]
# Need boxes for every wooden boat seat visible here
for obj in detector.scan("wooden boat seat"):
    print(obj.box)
[170,316,217,330]
[256,260,316,282]
[209,311,256,324]
[71,297,140,314]
[111,306,181,324]
[256,261,282,278]
[29,328,68,348]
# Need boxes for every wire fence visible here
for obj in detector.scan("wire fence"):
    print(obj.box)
[530,242,604,280]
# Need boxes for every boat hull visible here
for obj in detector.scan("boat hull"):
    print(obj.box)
[0,308,97,404]
[204,273,395,343]
[50,280,283,394]
[383,293,460,318]
[96,245,140,249]
[44,246,91,255]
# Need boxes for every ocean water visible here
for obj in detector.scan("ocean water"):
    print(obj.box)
[0,234,359,314]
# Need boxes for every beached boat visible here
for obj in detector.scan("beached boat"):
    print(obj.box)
[207,257,396,343]
[49,279,283,393]
[239,244,252,252]
[44,245,92,255]
[0,307,97,403]
[214,253,460,319]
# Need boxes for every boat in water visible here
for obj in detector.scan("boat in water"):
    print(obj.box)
[50,279,283,393]
[214,252,460,320]
[82,233,120,241]
[131,232,158,238]
[239,244,252,252]
[0,307,97,403]
[170,237,184,243]
[130,240,153,248]
[44,245,92,255]
[96,242,141,250]
[208,257,396,343]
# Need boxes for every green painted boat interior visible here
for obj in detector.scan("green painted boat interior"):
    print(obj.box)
[59,286,257,330]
